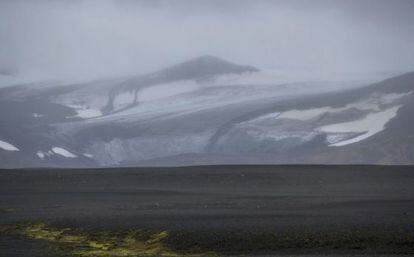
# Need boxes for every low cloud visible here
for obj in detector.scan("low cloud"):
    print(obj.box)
[1,0,413,82]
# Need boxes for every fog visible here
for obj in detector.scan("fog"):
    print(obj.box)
[1,0,414,82]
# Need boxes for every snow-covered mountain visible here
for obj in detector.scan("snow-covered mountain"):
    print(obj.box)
[0,55,413,168]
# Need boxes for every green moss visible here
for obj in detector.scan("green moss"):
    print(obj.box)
[1,223,413,256]
[0,223,212,257]
[0,207,21,213]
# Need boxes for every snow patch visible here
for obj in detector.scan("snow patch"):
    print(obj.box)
[113,90,136,110]
[318,105,401,146]
[86,132,212,165]
[36,151,46,159]
[346,92,411,111]
[277,92,411,121]
[33,113,44,118]
[211,69,382,87]
[245,129,319,143]
[66,104,102,119]
[248,112,281,123]
[75,108,102,119]
[278,107,334,121]
[0,139,19,151]
[52,147,77,158]
[138,80,199,102]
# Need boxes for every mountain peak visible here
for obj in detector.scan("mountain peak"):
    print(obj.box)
[104,55,259,112]
[158,55,259,81]
[186,55,233,64]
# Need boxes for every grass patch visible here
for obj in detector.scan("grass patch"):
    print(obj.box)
[0,223,214,257]
[0,207,21,213]
[1,223,414,256]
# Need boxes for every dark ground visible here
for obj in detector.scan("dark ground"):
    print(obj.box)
[1,165,414,256]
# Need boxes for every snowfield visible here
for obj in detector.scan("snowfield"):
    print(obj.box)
[37,147,77,159]
[0,139,19,151]
[93,80,370,124]
[66,104,102,119]
[52,147,77,158]
[318,105,401,146]
[1,55,412,167]
[49,69,376,124]
[228,92,410,149]
[278,92,411,121]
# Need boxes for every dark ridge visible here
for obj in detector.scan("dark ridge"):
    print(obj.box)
[131,54,259,86]
[158,55,259,81]
[104,55,259,113]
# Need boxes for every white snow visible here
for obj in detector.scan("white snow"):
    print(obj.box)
[346,92,411,111]
[75,108,102,119]
[277,92,411,121]
[51,147,77,158]
[237,92,407,148]
[278,107,334,121]
[0,139,19,151]
[138,80,200,102]
[249,112,281,123]
[211,70,289,86]
[211,69,388,87]
[33,113,44,118]
[324,133,355,145]
[318,105,401,146]
[113,90,136,110]
[86,132,211,165]
[66,104,102,119]
[36,150,60,159]
[99,80,351,123]
[83,153,93,158]
[244,128,318,143]
[53,78,125,116]
[36,151,46,159]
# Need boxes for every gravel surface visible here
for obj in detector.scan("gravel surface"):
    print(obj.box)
[1,165,414,256]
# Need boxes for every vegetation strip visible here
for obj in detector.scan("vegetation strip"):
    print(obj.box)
[1,223,414,256]
[0,223,212,257]
[0,207,21,213]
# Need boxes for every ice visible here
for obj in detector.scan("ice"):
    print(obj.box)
[234,91,408,148]
[277,92,411,121]
[52,147,77,158]
[278,107,335,120]
[33,113,44,118]
[138,80,200,102]
[66,104,102,119]
[346,92,411,111]
[36,151,45,159]
[245,129,319,143]
[248,112,281,123]
[211,69,386,87]
[53,78,124,114]
[75,108,102,119]
[97,80,354,123]
[318,105,401,146]
[86,132,212,165]
[113,90,136,110]
[0,139,19,151]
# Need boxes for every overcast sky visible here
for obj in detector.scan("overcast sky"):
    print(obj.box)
[1,0,414,81]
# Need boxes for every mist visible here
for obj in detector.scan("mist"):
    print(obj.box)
[1,0,414,82]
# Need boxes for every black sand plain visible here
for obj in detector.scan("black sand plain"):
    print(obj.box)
[1,165,414,256]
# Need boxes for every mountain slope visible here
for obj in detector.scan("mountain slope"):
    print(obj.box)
[0,56,412,167]
[103,55,259,113]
